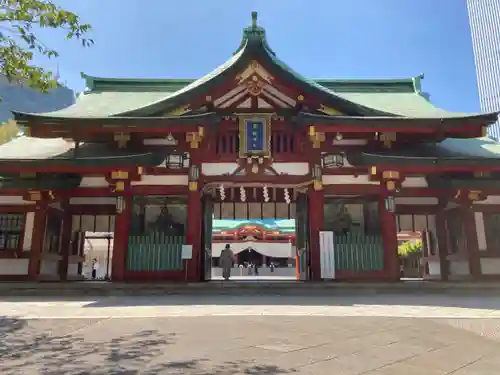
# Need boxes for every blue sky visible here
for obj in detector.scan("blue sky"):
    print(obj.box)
[34,0,478,112]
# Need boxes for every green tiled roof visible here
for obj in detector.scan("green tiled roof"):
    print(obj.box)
[0,173,82,189]
[0,136,167,168]
[346,137,500,167]
[13,12,491,122]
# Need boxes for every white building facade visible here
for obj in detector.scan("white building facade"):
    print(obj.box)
[467,0,500,139]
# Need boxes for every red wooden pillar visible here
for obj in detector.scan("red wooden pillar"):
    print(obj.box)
[111,195,132,281]
[27,205,48,280]
[435,209,450,281]
[308,186,324,281]
[58,208,73,281]
[462,206,481,278]
[379,196,399,281]
[186,188,202,281]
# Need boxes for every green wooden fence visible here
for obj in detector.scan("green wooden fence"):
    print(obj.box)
[127,232,184,271]
[334,232,384,271]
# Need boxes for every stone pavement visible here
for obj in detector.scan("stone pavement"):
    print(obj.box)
[1,294,500,374]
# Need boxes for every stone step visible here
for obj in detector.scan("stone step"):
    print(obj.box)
[1,281,500,297]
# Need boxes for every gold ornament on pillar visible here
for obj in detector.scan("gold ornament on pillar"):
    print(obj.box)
[188,165,200,191]
[312,164,323,191]
[186,127,204,148]
[308,126,325,148]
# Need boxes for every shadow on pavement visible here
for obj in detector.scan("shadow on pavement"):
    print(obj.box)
[2,291,500,310]
[0,317,294,375]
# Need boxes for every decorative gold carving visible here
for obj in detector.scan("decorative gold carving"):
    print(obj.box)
[111,170,129,180]
[385,180,396,191]
[313,180,323,191]
[27,190,42,201]
[379,133,396,148]
[114,181,125,192]
[236,60,274,84]
[246,77,266,96]
[188,181,198,191]
[167,105,191,116]
[468,189,482,201]
[48,190,56,200]
[308,126,325,148]
[137,166,144,175]
[310,133,325,148]
[297,95,304,102]
[186,126,204,148]
[382,171,400,180]
[370,166,377,176]
[318,104,343,116]
[114,132,130,148]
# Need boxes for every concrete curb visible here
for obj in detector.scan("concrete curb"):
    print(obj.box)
[1,281,500,297]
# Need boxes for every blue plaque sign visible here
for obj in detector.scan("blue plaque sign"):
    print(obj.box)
[238,114,271,157]
[245,119,265,152]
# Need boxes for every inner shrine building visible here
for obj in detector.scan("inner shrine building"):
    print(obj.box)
[1,12,500,282]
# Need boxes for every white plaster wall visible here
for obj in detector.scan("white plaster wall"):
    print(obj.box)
[475,212,488,251]
[401,177,428,188]
[202,163,238,175]
[40,260,59,276]
[395,197,438,205]
[0,196,34,205]
[322,175,378,185]
[40,253,61,277]
[480,258,500,275]
[449,260,470,276]
[475,195,500,204]
[272,163,309,175]
[67,264,80,279]
[79,177,108,187]
[132,175,188,185]
[23,212,34,251]
[0,259,29,275]
[428,261,441,277]
[70,197,116,205]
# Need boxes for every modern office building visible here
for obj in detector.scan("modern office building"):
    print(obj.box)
[467,0,500,139]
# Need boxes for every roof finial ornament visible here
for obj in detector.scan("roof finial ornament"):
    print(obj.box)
[251,11,258,28]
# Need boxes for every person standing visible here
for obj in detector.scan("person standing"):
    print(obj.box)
[91,258,98,280]
[219,244,235,281]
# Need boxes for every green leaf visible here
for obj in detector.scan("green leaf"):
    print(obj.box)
[0,0,94,96]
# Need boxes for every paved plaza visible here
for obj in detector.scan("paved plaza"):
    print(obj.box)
[1,294,500,374]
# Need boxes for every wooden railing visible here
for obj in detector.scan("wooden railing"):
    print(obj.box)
[334,232,384,271]
[127,233,184,271]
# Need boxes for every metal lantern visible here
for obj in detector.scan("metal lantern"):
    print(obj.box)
[189,165,200,181]
[116,196,126,213]
[322,152,345,168]
[384,196,395,213]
